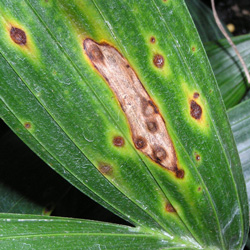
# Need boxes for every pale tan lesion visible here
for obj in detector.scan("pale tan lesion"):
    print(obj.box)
[84,38,181,175]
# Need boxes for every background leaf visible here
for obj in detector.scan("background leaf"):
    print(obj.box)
[205,34,250,109]
[185,0,231,43]
[228,99,250,206]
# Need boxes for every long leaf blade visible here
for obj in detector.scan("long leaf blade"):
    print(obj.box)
[228,99,250,206]
[0,214,195,250]
[0,1,248,249]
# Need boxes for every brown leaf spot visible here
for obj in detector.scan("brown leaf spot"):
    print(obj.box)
[146,121,158,133]
[113,136,125,147]
[24,122,31,129]
[198,187,202,192]
[176,169,185,179]
[10,27,27,45]
[153,146,167,162]
[195,154,201,161]
[153,54,164,68]
[134,137,147,149]
[190,100,202,120]
[99,164,113,175]
[192,46,196,52]
[150,36,156,43]
[165,203,176,212]
[84,39,104,62]
[193,92,199,99]
[141,98,158,117]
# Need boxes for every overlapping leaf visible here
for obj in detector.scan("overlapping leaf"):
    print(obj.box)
[0,214,192,250]
[0,0,248,249]
[228,99,250,205]
[205,34,250,108]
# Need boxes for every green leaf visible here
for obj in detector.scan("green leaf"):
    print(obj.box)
[0,1,248,249]
[0,214,192,250]
[205,34,250,109]
[228,99,250,206]
[185,0,230,43]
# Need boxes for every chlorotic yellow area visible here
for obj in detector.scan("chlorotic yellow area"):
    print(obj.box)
[1,16,39,60]
[182,82,210,132]
[148,37,172,77]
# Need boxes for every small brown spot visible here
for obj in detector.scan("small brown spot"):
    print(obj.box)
[99,164,113,175]
[150,37,156,43]
[193,92,199,99]
[24,122,31,129]
[195,154,201,161]
[176,169,185,179]
[126,64,130,68]
[153,54,164,68]
[134,137,147,149]
[190,100,202,120]
[153,147,167,162]
[166,203,176,212]
[198,187,202,192]
[141,98,158,117]
[146,121,158,132]
[10,27,27,45]
[113,136,125,147]
[192,46,196,52]
[84,40,104,62]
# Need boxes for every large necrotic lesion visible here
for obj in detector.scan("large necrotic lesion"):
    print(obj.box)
[84,38,183,177]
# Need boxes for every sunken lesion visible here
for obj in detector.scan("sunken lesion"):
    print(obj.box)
[84,38,184,178]
[190,100,202,120]
[165,203,176,213]
[10,26,27,45]
[98,163,113,175]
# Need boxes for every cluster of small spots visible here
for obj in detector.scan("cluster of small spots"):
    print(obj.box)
[176,169,185,179]
[10,27,27,45]
[150,37,156,43]
[153,54,164,68]
[165,203,176,213]
[190,100,202,120]
[99,164,113,175]
[24,122,31,129]
[113,136,125,147]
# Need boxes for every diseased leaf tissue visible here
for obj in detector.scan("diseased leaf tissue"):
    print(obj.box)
[84,38,184,178]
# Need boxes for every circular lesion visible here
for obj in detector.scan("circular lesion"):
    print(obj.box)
[113,136,125,147]
[134,136,147,149]
[10,27,27,45]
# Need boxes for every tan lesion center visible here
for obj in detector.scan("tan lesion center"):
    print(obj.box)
[84,38,181,175]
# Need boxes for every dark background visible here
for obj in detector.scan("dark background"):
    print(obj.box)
[0,0,250,246]
[202,0,250,36]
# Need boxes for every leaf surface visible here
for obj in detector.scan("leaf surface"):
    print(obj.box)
[0,0,248,249]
